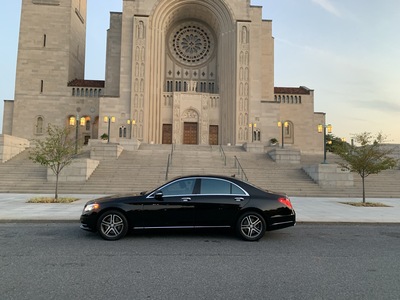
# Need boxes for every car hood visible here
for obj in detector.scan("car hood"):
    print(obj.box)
[86,192,147,204]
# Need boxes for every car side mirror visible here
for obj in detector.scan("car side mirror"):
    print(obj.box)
[154,190,163,201]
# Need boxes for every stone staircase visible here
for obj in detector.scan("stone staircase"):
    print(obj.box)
[0,145,399,198]
[166,144,237,179]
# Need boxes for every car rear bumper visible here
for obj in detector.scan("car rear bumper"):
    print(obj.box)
[267,214,296,231]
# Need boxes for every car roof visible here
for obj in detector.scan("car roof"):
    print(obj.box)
[170,174,243,181]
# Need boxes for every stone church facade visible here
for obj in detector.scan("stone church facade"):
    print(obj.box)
[2,0,325,152]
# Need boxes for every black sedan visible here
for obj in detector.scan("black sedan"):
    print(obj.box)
[80,175,296,241]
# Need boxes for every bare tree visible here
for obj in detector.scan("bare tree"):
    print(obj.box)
[333,132,398,203]
[29,124,77,200]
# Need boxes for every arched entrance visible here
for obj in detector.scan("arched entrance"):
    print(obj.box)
[146,0,236,145]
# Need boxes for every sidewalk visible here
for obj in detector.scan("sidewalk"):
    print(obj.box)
[0,194,399,223]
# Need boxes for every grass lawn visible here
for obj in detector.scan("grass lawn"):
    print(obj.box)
[27,197,79,203]
[340,202,391,207]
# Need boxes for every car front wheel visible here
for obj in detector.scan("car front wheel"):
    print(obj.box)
[97,210,128,241]
[236,212,266,241]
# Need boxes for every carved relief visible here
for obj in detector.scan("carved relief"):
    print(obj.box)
[238,23,250,143]
[182,109,199,120]
[188,80,197,92]
[241,26,248,44]
[141,47,145,62]
[135,63,139,77]
[135,47,140,61]
[137,21,145,39]
[132,18,147,141]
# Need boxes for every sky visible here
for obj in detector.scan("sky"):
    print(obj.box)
[1,0,399,143]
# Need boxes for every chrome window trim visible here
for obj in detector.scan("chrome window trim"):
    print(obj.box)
[146,177,249,198]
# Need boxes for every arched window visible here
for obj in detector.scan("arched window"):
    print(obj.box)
[283,121,295,144]
[36,116,44,134]
[119,126,127,138]
[69,116,76,126]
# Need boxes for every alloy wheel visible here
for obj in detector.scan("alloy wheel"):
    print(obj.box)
[237,212,266,241]
[97,211,128,240]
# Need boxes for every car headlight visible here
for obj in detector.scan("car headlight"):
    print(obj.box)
[84,203,100,213]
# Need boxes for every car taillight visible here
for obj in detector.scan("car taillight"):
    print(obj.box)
[278,197,293,209]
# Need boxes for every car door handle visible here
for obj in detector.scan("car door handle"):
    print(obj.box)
[234,197,244,202]
[181,197,191,202]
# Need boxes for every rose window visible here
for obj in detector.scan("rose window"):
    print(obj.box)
[169,22,215,66]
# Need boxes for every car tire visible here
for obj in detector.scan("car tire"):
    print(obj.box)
[236,211,266,241]
[97,210,128,241]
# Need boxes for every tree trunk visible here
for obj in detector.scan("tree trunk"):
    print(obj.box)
[55,172,59,201]
[361,176,366,203]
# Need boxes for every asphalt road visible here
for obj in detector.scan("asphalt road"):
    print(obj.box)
[1,223,399,300]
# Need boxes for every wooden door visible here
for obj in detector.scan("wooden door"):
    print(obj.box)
[162,124,172,144]
[209,125,218,145]
[183,122,198,144]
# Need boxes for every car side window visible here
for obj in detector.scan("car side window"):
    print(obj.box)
[200,179,246,195]
[160,179,196,196]
[231,184,246,195]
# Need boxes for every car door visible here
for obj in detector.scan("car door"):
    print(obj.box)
[194,178,250,227]
[140,178,197,228]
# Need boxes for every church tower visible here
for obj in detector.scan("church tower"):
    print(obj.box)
[7,0,87,137]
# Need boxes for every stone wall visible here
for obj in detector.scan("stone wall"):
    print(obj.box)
[243,142,264,153]
[90,142,123,160]
[0,135,30,163]
[381,144,400,169]
[268,148,301,164]
[47,158,99,182]
[303,163,354,187]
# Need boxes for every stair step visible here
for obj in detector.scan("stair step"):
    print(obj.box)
[1,147,399,197]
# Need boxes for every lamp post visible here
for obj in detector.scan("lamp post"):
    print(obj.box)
[70,115,85,154]
[277,121,288,148]
[127,119,136,139]
[248,123,256,142]
[317,123,332,164]
[103,116,115,143]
